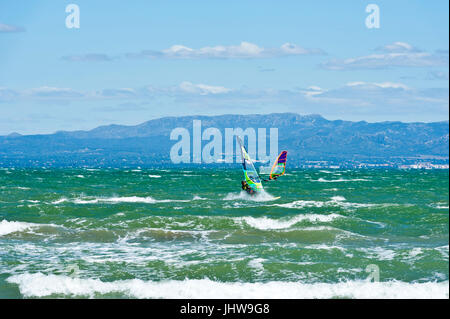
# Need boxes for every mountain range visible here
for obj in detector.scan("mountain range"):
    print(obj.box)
[1,113,448,167]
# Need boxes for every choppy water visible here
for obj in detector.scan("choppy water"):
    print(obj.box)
[0,168,448,298]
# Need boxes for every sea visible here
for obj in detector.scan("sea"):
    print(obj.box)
[0,168,448,298]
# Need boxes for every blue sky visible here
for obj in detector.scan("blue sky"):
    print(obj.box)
[0,0,448,134]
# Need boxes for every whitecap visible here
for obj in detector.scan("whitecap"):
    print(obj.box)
[0,220,34,236]
[237,213,344,230]
[429,203,449,210]
[0,220,56,236]
[7,273,449,299]
[224,191,277,202]
[312,178,369,183]
[52,198,68,204]
[53,195,190,205]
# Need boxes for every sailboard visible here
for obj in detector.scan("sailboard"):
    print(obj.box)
[237,136,263,193]
[269,151,288,180]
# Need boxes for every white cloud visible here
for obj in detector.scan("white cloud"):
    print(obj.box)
[97,88,137,98]
[301,81,447,111]
[62,54,113,62]
[301,86,326,97]
[2,82,447,121]
[0,23,25,33]
[179,82,232,95]
[127,42,325,59]
[346,81,410,90]
[376,42,420,53]
[322,42,448,70]
[28,87,84,98]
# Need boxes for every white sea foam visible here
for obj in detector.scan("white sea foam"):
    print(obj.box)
[331,196,346,202]
[405,247,424,261]
[313,178,369,183]
[52,196,190,205]
[359,247,397,261]
[238,213,344,230]
[76,196,160,204]
[7,273,449,299]
[223,191,276,202]
[248,258,265,272]
[0,220,56,236]
[304,244,347,253]
[275,200,325,209]
[429,203,449,210]
[148,175,161,178]
[51,198,68,204]
[435,245,449,259]
[275,196,390,211]
[23,200,40,204]
[0,220,34,236]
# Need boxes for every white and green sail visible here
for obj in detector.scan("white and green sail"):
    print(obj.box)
[237,136,263,192]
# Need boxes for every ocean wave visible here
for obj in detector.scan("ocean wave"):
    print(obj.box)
[435,245,449,259]
[52,198,68,204]
[237,214,344,230]
[148,175,161,178]
[274,196,394,210]
[275,200,326,209]
[223,191,277,202]
[357,247,397,261]
[428,203,449,210]
[51,196,190,205]
[0,220,35,236]
[0,220,55,236]
[304,244,347,253]
[312,178,370,183]
[247,258,265,272]
[7,273,448,298]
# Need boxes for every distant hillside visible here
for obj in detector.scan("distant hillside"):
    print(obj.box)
[0,113,448,167]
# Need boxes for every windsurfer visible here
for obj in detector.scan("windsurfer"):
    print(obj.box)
[241,181,255,195]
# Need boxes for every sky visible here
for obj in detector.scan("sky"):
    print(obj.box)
[0,0,448,135]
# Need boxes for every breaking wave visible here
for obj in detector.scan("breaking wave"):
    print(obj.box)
[51,196,190,205]
[313,178,370,183]
[223,191,277,202]
[274,196,395,210]
[7,273,448,299]
[0,220,55,236]
[237,213,344,230]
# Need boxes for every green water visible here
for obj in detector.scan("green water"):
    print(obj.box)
[0,168,448,298]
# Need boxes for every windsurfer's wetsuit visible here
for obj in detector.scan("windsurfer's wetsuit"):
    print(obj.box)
[241,181,255,195]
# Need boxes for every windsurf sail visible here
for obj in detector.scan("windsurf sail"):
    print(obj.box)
[237,136,263,192]
[269,151,288,180]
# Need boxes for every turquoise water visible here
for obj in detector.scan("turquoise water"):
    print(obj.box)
[0,168,448,298]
